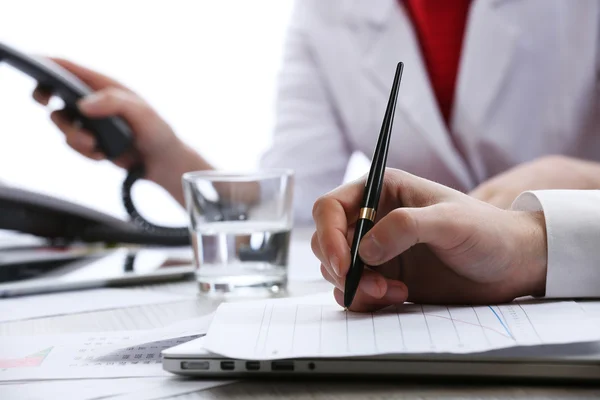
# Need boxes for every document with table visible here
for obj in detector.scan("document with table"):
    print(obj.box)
[0,314,233,399]
[203,293,600,360]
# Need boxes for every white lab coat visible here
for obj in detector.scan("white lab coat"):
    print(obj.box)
[261,0,600,221]
[260,0,600,298]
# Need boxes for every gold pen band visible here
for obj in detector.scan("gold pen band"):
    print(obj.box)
[359,207,376,222]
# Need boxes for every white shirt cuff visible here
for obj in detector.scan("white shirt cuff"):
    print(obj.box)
[512,190,600,298]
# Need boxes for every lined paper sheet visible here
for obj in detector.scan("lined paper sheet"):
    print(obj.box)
[203,294,600,360]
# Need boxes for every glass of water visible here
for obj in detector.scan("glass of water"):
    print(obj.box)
[182,169,294,296]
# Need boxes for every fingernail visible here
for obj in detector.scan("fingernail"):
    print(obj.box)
[360,234,383,263]
[361,275,386,298]
[77,93,102,111]
[330,255,340,277]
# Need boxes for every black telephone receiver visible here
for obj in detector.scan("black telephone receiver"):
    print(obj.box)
[0,42,190,246]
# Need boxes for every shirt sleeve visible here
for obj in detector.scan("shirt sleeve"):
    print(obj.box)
[512,190,600,298]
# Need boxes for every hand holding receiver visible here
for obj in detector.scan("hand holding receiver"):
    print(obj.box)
[0,42,133,159]
[0,42,211,243]
[0,44,211,205]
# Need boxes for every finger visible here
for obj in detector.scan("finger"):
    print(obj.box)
[320,264,343,291]
[66,136,104,160]
[65,131,105,160]
[51,111,104,160]
[50,58,129,91]
[386,169,459,208]
[312,232,337,285]
[333,279,408,312]
[32,85,52,105]
[346,223,356,245]
[359,204,466,266]
[311,232,325,264]
[312,225,358,282]
[50,110,79,136]
[76,88,150,126]
[320,262,392,301]
[312,182,364,278]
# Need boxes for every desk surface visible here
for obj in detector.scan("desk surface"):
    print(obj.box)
[2,280,599,399]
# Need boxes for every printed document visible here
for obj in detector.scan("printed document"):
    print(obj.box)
[203,293,600,360]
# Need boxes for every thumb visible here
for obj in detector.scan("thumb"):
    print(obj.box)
[359,203,465,266]
[77,88,152,131]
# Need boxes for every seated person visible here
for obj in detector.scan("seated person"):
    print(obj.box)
[33,0,600,224]
[311,168,600,311]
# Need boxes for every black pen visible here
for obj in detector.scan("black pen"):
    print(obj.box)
[344,62,404,309]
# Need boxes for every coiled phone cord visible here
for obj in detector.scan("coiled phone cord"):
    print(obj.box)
[121,165,190,239]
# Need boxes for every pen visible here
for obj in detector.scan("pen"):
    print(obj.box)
[344,62,404,309]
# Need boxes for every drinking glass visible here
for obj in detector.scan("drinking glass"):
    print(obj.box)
[182,169,294,296]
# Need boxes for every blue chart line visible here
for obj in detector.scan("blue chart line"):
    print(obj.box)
[488,306,513,339]
[423,313,513,340]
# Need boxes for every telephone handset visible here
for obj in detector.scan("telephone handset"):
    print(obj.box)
[0,42,190,246]
[0,42,133,159]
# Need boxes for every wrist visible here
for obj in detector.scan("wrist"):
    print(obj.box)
[145,139,213,205]
[512,210,548,298]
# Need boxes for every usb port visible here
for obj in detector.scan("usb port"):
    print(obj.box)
[245,361,260,371]
[180,361,209,370]
[271,361,294,371]
[220,361,235,371]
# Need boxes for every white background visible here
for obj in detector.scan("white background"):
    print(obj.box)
[0,0,291,227]
[0,0,368,228]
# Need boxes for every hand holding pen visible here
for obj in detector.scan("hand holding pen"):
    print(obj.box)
[310,62,407,311]
[310,63,548,310]
[343,62,404,309]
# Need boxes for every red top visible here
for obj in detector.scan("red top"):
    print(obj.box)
[403,0,472,125]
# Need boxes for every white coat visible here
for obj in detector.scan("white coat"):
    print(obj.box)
[260,0,600,222]
[260,0,600,298]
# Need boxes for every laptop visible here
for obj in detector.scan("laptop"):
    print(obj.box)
[163,336,600,381]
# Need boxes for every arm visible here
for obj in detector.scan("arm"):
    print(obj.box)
[470,156,600,209]
[33,59,212,207]
[260,0,351,225]
[512,190,600,298]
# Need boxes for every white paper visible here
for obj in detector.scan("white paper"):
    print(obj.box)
[579,300,600,319]
[204,293,600,360]
[0,288,186,323]
[106,379,232,400]
[99,314,214,354]
[0,331,200,381]
[0,378,165,400]
[0,378,231,400]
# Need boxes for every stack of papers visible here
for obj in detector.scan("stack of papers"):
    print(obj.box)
[0,314,233,399]
[0,288,188,323]
[203,292,600,360]
[0,282,234,399]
